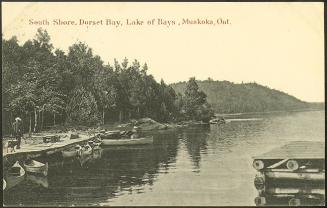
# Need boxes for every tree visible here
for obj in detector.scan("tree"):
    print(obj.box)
[183,77,213,121]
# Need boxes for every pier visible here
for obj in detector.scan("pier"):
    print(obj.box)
[3,133,96,167]
[252,141,325,206]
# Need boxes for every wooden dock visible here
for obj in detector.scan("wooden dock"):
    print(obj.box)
[253,141,324,160]
[252,141,325,206]
[3,133,96,166]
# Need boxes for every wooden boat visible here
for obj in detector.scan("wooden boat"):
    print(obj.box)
[62,145,82,158]
[101,136,154,146]
[5,161,26,190]
[100,131,121,139]
[8,161,25,176]
[3,179,6,190]
[23,160,48,176]
[80,144,92,156]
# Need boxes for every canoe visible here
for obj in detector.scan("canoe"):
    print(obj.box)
[8,161,26,176]
[101,136,153,146]
[100,131,121,139]
[3,179,6,190]
[24,160,48,176]
[5,161,26,190]
[62,145,82,158]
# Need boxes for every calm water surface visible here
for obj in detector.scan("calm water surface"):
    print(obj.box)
[3,111,325,206]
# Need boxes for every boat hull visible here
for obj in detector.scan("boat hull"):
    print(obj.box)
[62,150,79,158]
[24,161,48,177]
[101,136,153,146]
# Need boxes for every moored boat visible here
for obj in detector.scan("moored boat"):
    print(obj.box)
[101,136,154,146]
[62,145,82,158]
[8,161,25,176]
[5,161,26,190]
[100,130,121,139]
[23,160,48,177]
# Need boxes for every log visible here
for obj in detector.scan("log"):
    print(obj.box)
[253,159,281,170]
[265,171,325,181]
[268,158,289,169]
[254,196,266,206]
[254,173,265,190]
[268,168,320,173]
[253,160,265,170]
[286,160,300,171]
[267,187,325,195]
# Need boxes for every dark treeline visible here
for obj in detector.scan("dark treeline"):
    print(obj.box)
[171,79,319,114]
[2,28,213,135]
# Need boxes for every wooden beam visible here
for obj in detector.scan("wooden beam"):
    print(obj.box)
[267,158,289,169]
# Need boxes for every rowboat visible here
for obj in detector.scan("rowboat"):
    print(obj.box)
[62,145,82,158]
[23,160,48,176]
[8,161,26,176]
[5,161,26,190]
[101,136,154,146]
[100,131,121,139]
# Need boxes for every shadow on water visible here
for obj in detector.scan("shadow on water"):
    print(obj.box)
[3,131,180,206]
[179,126,210,172]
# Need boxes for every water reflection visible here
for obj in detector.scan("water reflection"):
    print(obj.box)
[181,127,209,171]
[3,131,179,206]
[3,111,325,206]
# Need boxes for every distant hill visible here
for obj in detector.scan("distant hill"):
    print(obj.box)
[171,80,324,114]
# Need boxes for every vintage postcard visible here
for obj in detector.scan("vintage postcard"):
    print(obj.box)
[2,2,325,206]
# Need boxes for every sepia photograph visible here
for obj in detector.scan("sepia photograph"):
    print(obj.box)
[2,2,325,206]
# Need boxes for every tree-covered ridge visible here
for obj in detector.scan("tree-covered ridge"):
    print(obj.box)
[2,28,213,135]
[171,79,319,114]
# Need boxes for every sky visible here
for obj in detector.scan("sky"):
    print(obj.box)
[2,2,324,102]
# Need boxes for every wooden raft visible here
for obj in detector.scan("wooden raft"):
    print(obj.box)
[252,141,325,206]
[253,141,324,160]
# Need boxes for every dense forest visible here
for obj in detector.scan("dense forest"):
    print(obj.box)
[2,28,322,135]
[2,28,213,135]
[171,79,323,114]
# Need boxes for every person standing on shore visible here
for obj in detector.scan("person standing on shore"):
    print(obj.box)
[12,117,23,149]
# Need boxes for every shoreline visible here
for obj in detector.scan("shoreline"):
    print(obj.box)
[215,108,324,117]
[2,108,324,139]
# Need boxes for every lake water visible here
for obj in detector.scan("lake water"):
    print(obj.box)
[3,110,325,206]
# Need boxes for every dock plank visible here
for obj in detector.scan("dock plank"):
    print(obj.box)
[3,134,94,162]
[253,141,325,160]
